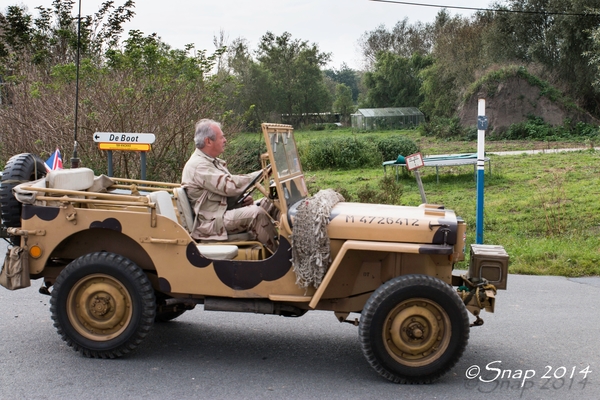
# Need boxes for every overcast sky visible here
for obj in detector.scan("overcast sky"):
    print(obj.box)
[11,0,483,69]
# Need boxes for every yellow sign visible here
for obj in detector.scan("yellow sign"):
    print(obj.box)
[99,143,151,151]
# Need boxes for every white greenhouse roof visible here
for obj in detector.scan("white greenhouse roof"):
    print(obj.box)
[355,107,424,117]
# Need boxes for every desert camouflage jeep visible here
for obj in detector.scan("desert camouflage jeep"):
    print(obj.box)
[0,123,508,383]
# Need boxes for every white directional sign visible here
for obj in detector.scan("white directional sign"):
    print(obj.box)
[93,132,155,144]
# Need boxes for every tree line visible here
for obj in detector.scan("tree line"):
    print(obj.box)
[359,1,600,122]
[1,0,599,179]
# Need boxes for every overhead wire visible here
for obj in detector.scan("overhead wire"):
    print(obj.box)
[369,0,600,17]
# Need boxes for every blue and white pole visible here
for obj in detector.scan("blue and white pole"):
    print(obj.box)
[476,99,487,244]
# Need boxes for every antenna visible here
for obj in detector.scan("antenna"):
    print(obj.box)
[71,0,82,169]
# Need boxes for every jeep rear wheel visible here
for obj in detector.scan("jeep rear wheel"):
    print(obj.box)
[0,153,47,232]
[359,274,469,383]
[50,252,156,358]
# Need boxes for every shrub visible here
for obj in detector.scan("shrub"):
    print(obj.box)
[572,122,600,138]
[335,186,351,202]
[356,175,403,205]
[418,116,467,138]
[222,134,267,173]
[304,175,352,201]
[306,124,326,131]
[299,135,419,170]
[376,136,419,161]
[304,123,339,131]
[301,136,380,170]
[494,116,600,141]
[499,116,551,140]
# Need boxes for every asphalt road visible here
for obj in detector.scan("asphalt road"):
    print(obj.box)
[0,240,598,400]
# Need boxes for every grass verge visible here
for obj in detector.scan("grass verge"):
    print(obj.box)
[304,145,600,277]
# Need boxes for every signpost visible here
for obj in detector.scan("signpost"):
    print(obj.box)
[476,99,487,244]
[94,132,155,179]
[405,152,427,204]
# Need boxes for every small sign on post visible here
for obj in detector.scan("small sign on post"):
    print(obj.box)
[405,152,427,204]
[94,132,155,179]
[405,152,424,170]
[93,132,156,144]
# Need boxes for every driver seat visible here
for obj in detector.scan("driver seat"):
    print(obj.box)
[173,187,253,242]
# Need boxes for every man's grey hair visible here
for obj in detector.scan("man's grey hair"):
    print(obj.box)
[194,119,221,149]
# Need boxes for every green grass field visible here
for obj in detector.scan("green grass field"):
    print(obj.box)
[295,128,600,277]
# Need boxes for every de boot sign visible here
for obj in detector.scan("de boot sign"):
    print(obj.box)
[93,132,156,144]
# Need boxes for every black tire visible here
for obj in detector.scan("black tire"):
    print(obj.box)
[50,252,156,358]
[0,153,47,230]
[358,274,470,384]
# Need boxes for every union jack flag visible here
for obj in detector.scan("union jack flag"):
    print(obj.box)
[45,148,63,171]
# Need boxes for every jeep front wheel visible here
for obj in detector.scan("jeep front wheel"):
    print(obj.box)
[358,274,469,383]
[50,252,156,358]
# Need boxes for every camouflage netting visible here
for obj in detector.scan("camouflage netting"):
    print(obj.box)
[291,189,345,289]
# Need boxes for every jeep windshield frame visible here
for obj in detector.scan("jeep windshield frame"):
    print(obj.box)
[269,129,301,179]
[262,123,308,221]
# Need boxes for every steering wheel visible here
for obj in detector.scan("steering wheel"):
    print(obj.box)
[226,165,271,210]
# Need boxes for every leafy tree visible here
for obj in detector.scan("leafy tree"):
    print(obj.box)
[256,31,331,124]
[0,1,135,72]
[332,83,354,124]
[324,63,360,101]
[0,2,233,180]
[358,18,433,70]
[222,37,277,130]
[589,12,600,91]
[484,0,600,114]
[430,10,489,91]
[415,10,490,118]
[418,62,457,118]
[0,6,33,59]
[361,51,432,108]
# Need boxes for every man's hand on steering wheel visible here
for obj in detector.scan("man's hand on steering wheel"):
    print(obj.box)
[226,165,271,210]
[241,195,254,207]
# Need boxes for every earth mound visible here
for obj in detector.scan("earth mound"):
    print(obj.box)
[458,68,598,135]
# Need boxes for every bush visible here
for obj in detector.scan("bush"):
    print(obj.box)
[376,136,420,161]
[418,116,467,138]
[222,134,267,173]
[500,116,552,140]
[495,116,600,141]
[301,136,380,170]
[299,135,419,170]
[571,121,599,138]
[304,123,340,131]
[356,175,403,205]
[303,175,352,201]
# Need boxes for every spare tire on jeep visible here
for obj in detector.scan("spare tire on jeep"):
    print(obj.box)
[0,153,48,230]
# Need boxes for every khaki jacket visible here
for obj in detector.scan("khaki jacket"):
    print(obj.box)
[181,149,256,240]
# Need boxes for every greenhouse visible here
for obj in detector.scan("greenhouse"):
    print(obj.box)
[351,107,425,130]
